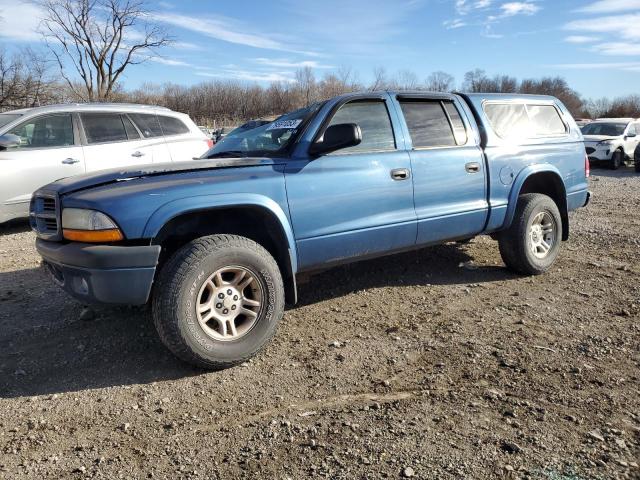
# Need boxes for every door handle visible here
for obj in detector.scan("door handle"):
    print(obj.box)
[131,151,145,158]
[465,162,481,173]
[390,168,411,181]
[61,158,80,165]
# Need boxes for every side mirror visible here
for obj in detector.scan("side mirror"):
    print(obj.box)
[626,132,637,138]
[309,123,362,157]
[0,133,20,149]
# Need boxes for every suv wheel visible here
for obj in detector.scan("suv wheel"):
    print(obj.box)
[498,193,562,275]
[635,155,640,173]
[153,234,284,369]
[611,150,623,170]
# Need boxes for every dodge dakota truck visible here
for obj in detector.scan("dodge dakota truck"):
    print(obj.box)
[31,91,590,369]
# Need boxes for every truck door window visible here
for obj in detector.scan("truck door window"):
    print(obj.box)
[399,101,456,148]
[7,114,74,149]
[327,101,395,153]
[527,105,566,136]
[443,102,468,145]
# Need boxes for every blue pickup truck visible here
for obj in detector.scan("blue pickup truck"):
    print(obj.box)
[31,91,590,369]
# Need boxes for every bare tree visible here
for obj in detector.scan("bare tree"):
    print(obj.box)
[369,66,388,91]
[425,71,455,92]
[38,0,171,101]
[295,66,316,107]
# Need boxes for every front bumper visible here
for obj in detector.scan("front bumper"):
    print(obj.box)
[36,239,161,305]
[586,145,613,162]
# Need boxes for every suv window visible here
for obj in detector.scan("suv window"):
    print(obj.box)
[7,114,74,149]
[527,105,566,136]
[400,101,456,148]
[81,113,128,144]
[129,113,163,138]
[122,115,141,140]
[327,101,395,153]
[158,115,190,136]
[626,123,637,136]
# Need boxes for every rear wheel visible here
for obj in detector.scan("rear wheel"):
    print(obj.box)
[153,234,285,369]
[611,150,623,170]
[498,194,562,275]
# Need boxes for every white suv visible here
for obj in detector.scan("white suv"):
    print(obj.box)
[583,118,640,170]
[0,104,212,223]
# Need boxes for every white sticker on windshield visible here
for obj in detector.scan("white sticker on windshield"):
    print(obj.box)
[266,119,302,130]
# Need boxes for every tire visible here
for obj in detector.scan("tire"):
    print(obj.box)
[152,234,284,369]
[635,160,640,173]
[498,193,562,275]
[611,150,623,170]
[634,146,640,173]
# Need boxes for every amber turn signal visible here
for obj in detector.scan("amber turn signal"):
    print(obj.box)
[63,228,124,242]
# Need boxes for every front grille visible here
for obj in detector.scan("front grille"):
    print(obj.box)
[585,147,595,155]
[30,192,61,240]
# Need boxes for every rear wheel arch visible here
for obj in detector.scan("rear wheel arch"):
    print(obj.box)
[506,170,569,241]
[151,205,297,305]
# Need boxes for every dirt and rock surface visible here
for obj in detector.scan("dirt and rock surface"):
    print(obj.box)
[0,167,638,479]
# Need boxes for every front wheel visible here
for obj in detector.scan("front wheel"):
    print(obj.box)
[153,234,285,369]
[498,194,562,275]
[611,150,623,170]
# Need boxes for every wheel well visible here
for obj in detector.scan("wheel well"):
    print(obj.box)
[152,207,296,304]
[519,172,569,240]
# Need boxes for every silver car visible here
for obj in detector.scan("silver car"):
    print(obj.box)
[0,103,211,223]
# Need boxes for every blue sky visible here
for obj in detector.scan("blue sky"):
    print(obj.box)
[0,0,639,99]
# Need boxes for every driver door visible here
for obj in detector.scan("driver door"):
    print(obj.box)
[285,97,416,271]
[0,113,85,221]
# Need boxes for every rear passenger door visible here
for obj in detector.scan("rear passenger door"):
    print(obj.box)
[128,113,172,164]
[397,96,488,244]
[80,112,155,171]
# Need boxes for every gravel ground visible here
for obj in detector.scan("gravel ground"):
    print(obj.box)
[0,167,638,479]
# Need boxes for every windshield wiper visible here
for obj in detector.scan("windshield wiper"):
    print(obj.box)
[205,151,247,159]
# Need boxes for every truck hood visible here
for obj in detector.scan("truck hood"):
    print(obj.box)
[46,157,284,195]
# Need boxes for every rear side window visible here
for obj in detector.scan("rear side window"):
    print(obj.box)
[129,113,163,138]
[399,101,466,148]
[81,113,128,144]
[327,101,395,153]
[528,105,566,136]
[484,103,567,139]
[7,114,74,149]
[158,115,190,136]
[443,102,468,145]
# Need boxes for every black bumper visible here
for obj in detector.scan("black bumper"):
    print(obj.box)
[36,239,161,305]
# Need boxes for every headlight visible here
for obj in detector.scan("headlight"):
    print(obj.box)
[61,208,124,242]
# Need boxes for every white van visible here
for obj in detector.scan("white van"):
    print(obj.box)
[0,103,212,223]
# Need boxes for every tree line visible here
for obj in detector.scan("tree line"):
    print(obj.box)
[1,52,637,126]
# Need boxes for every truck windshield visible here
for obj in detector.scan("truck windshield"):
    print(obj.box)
[0,114,21,130]
[203,102,324,158]
[581,122,627,136]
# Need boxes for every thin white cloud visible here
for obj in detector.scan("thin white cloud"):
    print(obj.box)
[565,14,640,40]
[592,42,640,56]
[196,70,296,83]
[253,58,333,69]
[0,0,43,41]
[150,57,191,67]
[565,35,601,44]
[552,61,640,71]
[455,0,493,14]
[499,2,540,17]
[578,0,640,13]
[444,18,468,29]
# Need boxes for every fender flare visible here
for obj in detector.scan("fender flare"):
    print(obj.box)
[502,164,567,233]
[142,193,298,275]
